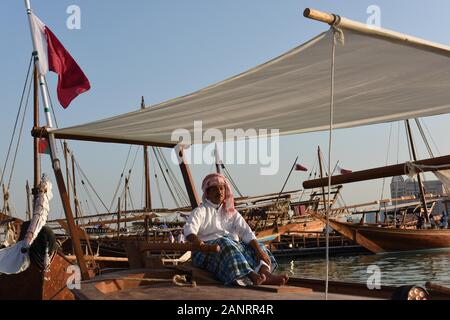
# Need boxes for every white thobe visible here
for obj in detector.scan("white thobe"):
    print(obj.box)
[183,199,256,244]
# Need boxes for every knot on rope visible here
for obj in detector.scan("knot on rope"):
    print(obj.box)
[330,14,345,45]
[172,274,197,288]
[405,161,422,179]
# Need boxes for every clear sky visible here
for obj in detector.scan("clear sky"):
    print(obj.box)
[1,0,450,220]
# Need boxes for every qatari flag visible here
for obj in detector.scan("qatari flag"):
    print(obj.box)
[337,165,352,175]
[30,14,90,108]
[295,163,308,172]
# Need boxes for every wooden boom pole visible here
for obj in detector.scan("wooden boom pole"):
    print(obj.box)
[303,154,450,189]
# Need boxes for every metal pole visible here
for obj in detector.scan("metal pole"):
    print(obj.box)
[33,66,40,189]
[24,0,89,280]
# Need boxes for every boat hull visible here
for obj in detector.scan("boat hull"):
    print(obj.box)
[0,252,74,300]
[328,220,450,253]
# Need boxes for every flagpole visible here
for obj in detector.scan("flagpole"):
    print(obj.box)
[24,0,90,280]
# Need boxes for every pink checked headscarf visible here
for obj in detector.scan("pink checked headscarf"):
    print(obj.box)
[201,173,236,217]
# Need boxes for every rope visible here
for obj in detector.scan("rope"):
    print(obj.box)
[0,55,33,191]
[325,25,340,300]
[415,118,434,158]
[172,274,197,287]
[157,148,189,206]
[7,69,33,190]
[109,145,133,211]
[150,148,165,208]
[379,122,394,210]
[73,157,109,212]
[152,148,181,207]
[421,119,441,157]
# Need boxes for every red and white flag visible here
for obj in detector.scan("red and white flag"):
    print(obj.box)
[30,14,90,109]
[336,165,352,175]
[295,163,308,172]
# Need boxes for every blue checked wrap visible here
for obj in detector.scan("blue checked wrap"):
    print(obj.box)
[192,236,278,285]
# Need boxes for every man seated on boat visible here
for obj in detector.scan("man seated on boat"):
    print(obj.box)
[184,173,289,286]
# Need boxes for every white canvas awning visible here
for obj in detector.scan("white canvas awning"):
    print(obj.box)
[51,17,450,147]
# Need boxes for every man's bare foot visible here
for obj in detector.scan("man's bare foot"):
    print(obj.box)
[260,273,288,286]
[248,272,266,286]
[258,265,289,286]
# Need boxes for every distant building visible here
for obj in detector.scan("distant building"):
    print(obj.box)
[390,176,445,215]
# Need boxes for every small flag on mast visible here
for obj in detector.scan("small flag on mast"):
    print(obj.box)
[295,163,308,172]
[336,165,352,175]
[38,138,50,155]
[30,13,90,108]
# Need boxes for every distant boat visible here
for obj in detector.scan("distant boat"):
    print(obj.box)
[324,219,450,254]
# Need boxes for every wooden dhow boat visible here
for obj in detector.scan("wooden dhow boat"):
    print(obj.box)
[5,3,450,300]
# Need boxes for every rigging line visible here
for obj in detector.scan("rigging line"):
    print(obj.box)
[222,168,239,196]
[325,26,339,301]
[157,148,188,206]
[0,55,33,189]
[109,145,133,211]
[80,178,100,215]
[7,69,33,190]
[150,147,165,208]
[152,148,181,208]
[415,119,434,158]
[223,165,244,197]
[299,159,318,204]
[73,157,109,212]
[379,122,394,210]
[161,148,189,203]
[393,122,401,213]
[421,119,441,156]
[225,168,243,198]
[127,184,135,211]
[123,146,140,208]
[158,148,189,202]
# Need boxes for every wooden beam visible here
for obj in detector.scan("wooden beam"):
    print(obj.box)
[303,8,450,56]
[139,242,220,253]
[51,152,90,280]
[32,127,176,149]
[303,8,337,24]
[65,255,128,262]
[303,155,450,189]
[177,147,201,209]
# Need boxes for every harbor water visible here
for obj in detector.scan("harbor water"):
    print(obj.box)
[277,250,450,287]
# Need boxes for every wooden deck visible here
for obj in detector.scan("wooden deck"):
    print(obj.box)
[76,283,380,300]
[71,267,385,300]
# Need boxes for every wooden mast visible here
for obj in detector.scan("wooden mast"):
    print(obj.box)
[405,119,430,224]
[24,0,89,280]
[141,97,152,211]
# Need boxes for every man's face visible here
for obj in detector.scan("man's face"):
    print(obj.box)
[206,185,226,205]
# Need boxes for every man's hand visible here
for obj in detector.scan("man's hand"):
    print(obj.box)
[256,250,272,268]
[186,234,204,250]
[250,240,271,269]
